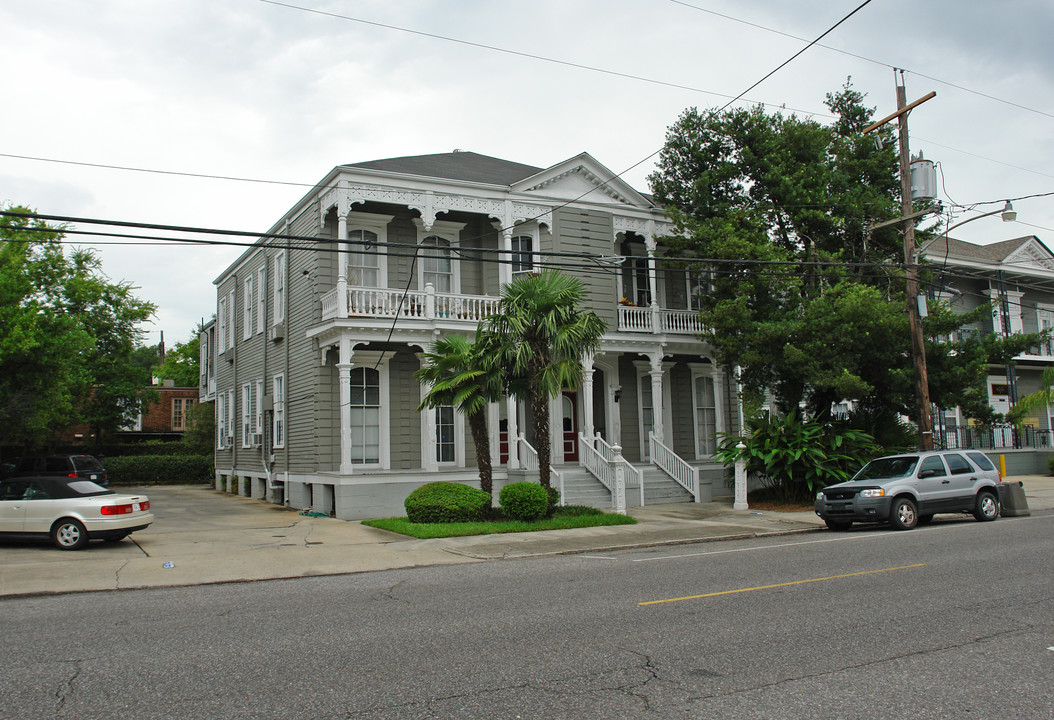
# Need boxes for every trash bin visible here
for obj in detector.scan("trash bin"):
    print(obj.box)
[1000,481,1031,517]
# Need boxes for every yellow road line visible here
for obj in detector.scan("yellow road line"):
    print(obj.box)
[638,563,925,606]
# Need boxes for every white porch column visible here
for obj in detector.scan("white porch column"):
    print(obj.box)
[416,352,439,472]
[648,351,666,446]
[338,337,355,474]
[645,235,659,311]
[500,227,514,288]
[336,212,349,318]
[505,396,520,469]
[582,354,595,439]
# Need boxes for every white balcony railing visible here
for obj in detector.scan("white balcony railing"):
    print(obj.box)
[617,304,705,335]
[321,284,501,323]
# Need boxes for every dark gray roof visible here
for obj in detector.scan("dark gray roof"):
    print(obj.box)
[923,235,1038,263]
[343,151,543,186]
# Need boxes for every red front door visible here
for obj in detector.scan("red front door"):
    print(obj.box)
[562,392,579,462]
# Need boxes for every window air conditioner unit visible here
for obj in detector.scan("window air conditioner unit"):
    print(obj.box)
[269,322,285,342]
[251,432,262,447]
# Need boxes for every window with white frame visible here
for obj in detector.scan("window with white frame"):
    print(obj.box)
[511,234,534,275]
[272,374,285,449]
[241,383,253,447]
[217,296,228,352]
[1038,306,1054,356]
[256,267,266,335]
[415,219,463,294]
[350,367,381,464]
[421,236,453,292]
[216,393,226,448]
[686,269,709,311]
[435,406,455,463]
[226,389,235,445]
[273,251,286,324]
[243,276,254,340]
[693,376,717,456]
[225,290,235,349]
[255,379,264,440]
[172,397,195,432]
[639,376,654,456]
[627,257,652,306]
[347,229,380,287]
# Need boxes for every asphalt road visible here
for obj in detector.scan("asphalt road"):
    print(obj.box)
[2,511,1052,719]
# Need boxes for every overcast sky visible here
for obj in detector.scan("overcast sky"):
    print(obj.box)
[2,0,1052,345]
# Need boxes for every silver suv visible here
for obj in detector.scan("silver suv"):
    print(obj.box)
[814,450,1003,531]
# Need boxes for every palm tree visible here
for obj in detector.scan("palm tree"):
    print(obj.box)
[486,270,606,489]
[415,333,504,499]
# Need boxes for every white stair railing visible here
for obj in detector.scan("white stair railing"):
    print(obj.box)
[578,433,626,513]
[589,434,644,507]
[649,432,700,502]
[517,434,564,505]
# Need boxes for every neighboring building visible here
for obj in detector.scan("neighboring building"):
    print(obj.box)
[921,234,1054,448]
[121,381,199,440]
[206,151,740,519]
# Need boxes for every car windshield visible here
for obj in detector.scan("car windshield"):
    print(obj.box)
[70,455,104,472]
[852,456,919,481]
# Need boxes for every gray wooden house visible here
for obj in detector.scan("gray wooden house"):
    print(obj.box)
[203,151,739,519]
[921,234,1054,451]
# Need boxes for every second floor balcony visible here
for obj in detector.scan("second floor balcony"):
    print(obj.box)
[321,284,706,336]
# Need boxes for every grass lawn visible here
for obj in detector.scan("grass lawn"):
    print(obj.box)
[362,505,637,539]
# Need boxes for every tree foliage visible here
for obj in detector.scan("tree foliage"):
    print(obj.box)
[486,270,606,488]
[647,81,1039,424]
[415,333,504,498]
[154,332,201,387]
[0,206,155,451]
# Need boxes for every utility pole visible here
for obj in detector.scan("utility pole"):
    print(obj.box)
[863,72,936,450]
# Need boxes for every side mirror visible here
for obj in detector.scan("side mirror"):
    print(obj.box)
[918,469,937,479]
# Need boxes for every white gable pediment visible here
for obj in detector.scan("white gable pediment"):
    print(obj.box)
[1004,238,1054,271]
[512,152,653,209]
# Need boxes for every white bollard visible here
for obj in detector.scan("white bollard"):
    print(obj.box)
[733,442,749,510]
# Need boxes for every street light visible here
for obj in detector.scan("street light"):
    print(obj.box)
[944,201,1017,234]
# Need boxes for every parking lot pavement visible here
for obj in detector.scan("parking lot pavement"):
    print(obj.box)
[2,476,1051,598]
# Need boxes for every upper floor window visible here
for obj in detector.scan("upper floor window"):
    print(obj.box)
[415,218,464,294]
[256,267,266,335]
[348,229,380,287]
[273,251,286,324]
[217,296,228,353]
[421,236,453,292]
[511,235,534,275]
[243,275,254,341]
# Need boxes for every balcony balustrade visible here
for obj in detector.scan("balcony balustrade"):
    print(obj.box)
[321,285,706,336]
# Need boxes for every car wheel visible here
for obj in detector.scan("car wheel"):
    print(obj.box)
[824,519,852,531]
[51,519,88,550]
[889,497,918,530]
[918,514,934,525]
[973,490,999,522]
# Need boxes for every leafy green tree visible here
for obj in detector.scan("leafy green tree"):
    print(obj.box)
[648,81,1041,424]
[0,205,155,451]
[486,270,606,489]
[155,332,201,387]
[415,334,504,499]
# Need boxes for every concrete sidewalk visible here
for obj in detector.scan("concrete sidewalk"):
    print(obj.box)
[2,476,1051,599]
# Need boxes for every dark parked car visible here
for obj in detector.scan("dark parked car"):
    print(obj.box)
[1,454,108,486]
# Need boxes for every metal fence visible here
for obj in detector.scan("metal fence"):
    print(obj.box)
[934,425,1053,451]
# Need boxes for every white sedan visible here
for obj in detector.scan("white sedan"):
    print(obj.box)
[0,477,153,550]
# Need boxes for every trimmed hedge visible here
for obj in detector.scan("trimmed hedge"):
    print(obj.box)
[499,482,549,522]
[404,482,491,524]
[104,454,213,485]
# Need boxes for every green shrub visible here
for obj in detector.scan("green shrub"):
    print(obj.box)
[545,485,561,515]
[1047,455,1054,475]
[499,482,549,522]
[105,454,213,485]
[715,411,878,503]
[404,482,491,524]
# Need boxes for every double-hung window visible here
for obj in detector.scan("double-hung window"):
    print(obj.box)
[272,374,285,449]
[241,383,254,447]
[172,398,195,432]
[243,276,254,340]
[256,267,266,335]
[273,251,286,324]
[511,235,534,275]
[347,230,379,287]
[349,367,381,464]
